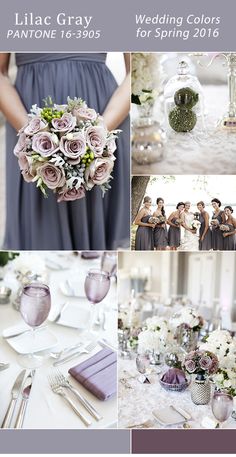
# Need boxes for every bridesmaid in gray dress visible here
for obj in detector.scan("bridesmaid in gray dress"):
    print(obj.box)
[223,206,236,250]
[211,198,225,251]
[153,198,168,250]
[197,201,212,251]
[134,196,155,251]
[167,202,185,250]
[0,53,130,250]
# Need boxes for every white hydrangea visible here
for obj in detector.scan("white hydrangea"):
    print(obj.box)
[138,316,172,352]
[170,307,202,330]
[199,330,236,369]
[11,252,46,276]
[131,53,163,98]
[213,367,236,396]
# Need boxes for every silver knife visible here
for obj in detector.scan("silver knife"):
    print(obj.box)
[1,369,26,428]
[14,370,35,429]
[170,404,191,421]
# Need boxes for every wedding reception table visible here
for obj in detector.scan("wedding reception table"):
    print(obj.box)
[118,358,236,429]
[0,252,117,429]
[132,85,236,175]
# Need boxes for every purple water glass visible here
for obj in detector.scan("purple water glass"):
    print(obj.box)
[20,283,51,328]
[101,252,117,277]
[19,282,51,368]
[212,391,233,427]
[84,269,110,332]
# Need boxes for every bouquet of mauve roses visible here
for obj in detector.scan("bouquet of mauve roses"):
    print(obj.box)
[14,97,120,202]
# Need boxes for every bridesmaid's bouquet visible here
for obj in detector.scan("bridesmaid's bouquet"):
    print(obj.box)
[14,97,120,202]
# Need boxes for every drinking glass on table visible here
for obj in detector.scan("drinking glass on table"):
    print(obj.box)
[101,252,117,277]
[136,352,151,383]
[84,269,110,333]
[19,282,51,368]
[211,391,233,428]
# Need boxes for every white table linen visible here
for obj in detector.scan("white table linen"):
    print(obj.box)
[118,358,236,429]
[132,85,236,175]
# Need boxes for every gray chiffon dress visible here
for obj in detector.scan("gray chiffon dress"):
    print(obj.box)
[168,217,180,248]
[211,211,224,251]
[4,53,130,250]
[199,212,212,251]
[135,215,154,251]
[154,223,168,249]
[223,224,236,250]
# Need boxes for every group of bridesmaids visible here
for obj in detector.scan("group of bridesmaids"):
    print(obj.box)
[134,196,236,251]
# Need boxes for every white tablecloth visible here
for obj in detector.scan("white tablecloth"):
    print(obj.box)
[118,358,236,429]
[132,85,236,175]
[0,252,117,429]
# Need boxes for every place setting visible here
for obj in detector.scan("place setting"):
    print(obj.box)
[0,251,118,429]
[118,250,236,430]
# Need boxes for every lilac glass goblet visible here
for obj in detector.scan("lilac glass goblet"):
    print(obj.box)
[212,391,233,427]
[19,282,51,368]
[84,269,110,333]
[136,353,151,383]
[101,252,117,277]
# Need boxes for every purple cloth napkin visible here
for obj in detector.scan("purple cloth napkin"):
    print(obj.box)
[68,348,117,401]
[161,368,187,384]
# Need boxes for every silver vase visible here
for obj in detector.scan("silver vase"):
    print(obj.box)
[148,350,162,365]
[132,102,166,165]
[176,326,199,353]
[191,373,211,405]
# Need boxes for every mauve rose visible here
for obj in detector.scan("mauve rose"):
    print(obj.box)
[59,133,86,164]
[32,132,59,157]
[51,113,76,133]
[18,150,29,171]
[199,355,212,371]
[185,359,196,373]
[57,185,85,202]
[86,126,107,156]
[85,157,114,190]
[37,163,65,189]
[14,133,29,157]
[72,106,97,123]
[24,117,48,136]
[106,137,117,154]
[22,169,35,183]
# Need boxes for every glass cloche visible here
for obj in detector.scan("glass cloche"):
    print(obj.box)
[164,60,205,134]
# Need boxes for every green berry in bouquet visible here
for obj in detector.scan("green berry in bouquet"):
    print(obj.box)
[169,107,197,132]
[174,87,199,109]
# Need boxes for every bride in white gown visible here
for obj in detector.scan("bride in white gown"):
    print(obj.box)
[178,202,199,251]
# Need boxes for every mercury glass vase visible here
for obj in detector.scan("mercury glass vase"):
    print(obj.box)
[191,372,211,405]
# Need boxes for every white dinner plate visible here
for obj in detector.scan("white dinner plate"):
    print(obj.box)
[50,303,90,329]
[152,406,186,426]
[3,325,58,354]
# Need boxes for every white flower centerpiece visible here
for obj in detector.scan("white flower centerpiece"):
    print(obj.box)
[199,330,236,412]
[171,307,204,352]
[138,316,173,364]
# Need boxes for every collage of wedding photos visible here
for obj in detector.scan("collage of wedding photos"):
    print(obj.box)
[0,51,236,433]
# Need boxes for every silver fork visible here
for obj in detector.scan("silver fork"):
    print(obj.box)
[52,369,102,421]
[48,374,91,427]
[53,341,97,367]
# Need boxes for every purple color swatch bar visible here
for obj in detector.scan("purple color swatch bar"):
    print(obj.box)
[132,430,236,454]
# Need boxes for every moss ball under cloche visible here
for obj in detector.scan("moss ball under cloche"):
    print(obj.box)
[169,107,197,132]
[174,87,199,109]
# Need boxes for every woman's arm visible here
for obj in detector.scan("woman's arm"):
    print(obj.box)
[201,211,210,240]
[102,53,130,130]
[167,212,178,228]
[134,208,155,228]
[0,54,28,131]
